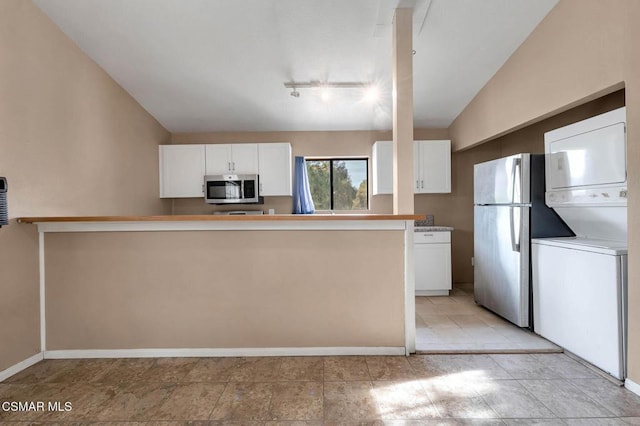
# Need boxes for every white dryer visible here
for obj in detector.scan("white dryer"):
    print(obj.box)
[532,237,627,379]
[532,107,627,380]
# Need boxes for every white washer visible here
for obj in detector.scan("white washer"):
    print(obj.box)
[532,237,627,380]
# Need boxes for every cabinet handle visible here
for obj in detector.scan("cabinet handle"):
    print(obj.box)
[228,162,231,171]
[202,184,205,194]
[232,162,235,171]
[416,180,419,189]
[421,180,424,189]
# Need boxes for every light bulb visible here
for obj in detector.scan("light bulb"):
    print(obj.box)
[363,85,380,103]
[320,88,331,102]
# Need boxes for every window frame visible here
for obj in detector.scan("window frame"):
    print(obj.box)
[305,157,370,211]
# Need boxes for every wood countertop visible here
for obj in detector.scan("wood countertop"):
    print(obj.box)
[18,214,424,224]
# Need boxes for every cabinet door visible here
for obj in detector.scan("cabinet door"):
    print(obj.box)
[258,143,292,196]
[415,140,451,193]
[159,145,205,198]
[231,144,259,174]
[372,141,393,195]
[205,144,232,175]
[414,242,452,293]
[413,142,422,193]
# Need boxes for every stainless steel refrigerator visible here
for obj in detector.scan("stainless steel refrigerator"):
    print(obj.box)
[473,153,573,327]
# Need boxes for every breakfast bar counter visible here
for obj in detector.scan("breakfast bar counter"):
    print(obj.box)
[18,213,422,231]
[19,214,420,359]
[18,214,422,222]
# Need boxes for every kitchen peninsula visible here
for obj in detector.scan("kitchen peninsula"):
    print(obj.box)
[18,214,421,359]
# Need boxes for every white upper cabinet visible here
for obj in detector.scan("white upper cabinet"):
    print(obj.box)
[372,139,451,194]
[231,144,259,174]
[204,144,231,175]
[414,140,451,193]
[258,143,292,196]
[372,141,393,195]
[159,144,206,198]
[159,143,292,199]
[204,143,258,175]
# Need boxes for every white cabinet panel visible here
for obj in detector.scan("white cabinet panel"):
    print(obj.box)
[205,144,258,175]
[414,140,451,193]
[414,231,450,244]
[258,143,292,196]
[414,231,452,296]
[372,141,393,195]
[159,145,205,198]
[205,144,232,175]
[373,140,451,195]
[231,144,259,174]
[413,142,421,192]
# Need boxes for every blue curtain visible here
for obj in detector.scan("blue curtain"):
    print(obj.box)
[292,156,315,214]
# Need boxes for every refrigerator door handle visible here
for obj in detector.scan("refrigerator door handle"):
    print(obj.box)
[509,206,521,252]
[510,158,521,204]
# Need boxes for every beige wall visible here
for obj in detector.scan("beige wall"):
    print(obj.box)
[45,230,405,349]
[431,91,625,284]
[449,0,626,150]
[448,0,640,384]
[0,1,170,371]
[625,0,640,385]
[171,129,449,215]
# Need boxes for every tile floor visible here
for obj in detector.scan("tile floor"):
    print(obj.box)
[2,354,640,423]
[416,286,561,353]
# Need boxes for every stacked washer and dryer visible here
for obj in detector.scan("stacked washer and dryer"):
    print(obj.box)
[532,107,628,380]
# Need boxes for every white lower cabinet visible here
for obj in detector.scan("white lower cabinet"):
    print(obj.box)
[414,231,452,296]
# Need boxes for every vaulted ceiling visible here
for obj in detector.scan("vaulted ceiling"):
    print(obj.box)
[33,0,558,132]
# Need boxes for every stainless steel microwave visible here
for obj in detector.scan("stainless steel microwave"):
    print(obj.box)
[204,174,260,204]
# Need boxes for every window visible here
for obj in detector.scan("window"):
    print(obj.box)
[305,158,368,211]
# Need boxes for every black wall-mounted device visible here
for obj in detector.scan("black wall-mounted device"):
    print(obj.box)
[0,177,8,227]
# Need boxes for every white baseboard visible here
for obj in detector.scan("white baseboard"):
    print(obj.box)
[44,346,405,359]
[625,377,640,396]
[416,290,449,296]
[0,352,44,382]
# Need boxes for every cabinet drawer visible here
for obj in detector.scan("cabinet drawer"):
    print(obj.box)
[414,231,451,244]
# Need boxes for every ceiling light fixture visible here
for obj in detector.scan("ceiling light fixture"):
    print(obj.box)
[363,85,380,103]
[284,81,378,102]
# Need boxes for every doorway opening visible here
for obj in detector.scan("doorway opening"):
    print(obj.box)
[414,283,560,353]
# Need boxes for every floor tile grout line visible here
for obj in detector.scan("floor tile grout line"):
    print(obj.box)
[363,356,374,383]
[479,377,560,421]
[205,376,229,421]
[514,377,617,420]
[562,376,621,418]
[322,355,326,422]
[264,356,284,421]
